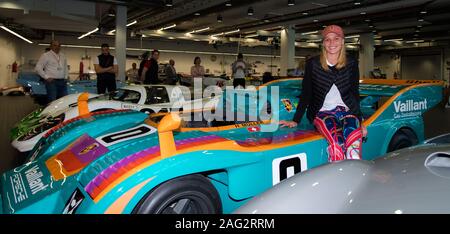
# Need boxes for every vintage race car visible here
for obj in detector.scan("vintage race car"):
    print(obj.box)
[0,78,443,214]
[235,133,450,214]
[16,72,125,104]
[11,84,219,152]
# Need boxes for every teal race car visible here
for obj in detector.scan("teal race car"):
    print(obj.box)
[0,78,443,214]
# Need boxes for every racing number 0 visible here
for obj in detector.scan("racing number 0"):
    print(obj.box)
[272,153,307,185]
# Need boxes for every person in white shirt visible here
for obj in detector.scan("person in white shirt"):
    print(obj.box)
[231,53,249,88]
[126,62,140,84]
[35,40,68,103]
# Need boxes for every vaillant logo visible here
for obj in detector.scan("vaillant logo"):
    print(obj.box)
[393,99,427,118]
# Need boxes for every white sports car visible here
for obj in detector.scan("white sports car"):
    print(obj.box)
[11,84,219,152]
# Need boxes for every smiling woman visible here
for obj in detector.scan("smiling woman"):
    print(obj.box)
[279,24,366,162]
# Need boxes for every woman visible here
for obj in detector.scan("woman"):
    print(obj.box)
[280,25,367,162]
[190,56,205,77]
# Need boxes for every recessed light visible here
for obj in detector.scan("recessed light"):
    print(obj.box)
[225,1,232,7]
[165,0,173,7]
[288,0,295,6]
[248,7,254,16]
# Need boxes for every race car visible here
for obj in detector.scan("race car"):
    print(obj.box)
[11,84,219,152]
[16,72,124,104]
[234,133,450,214]
[0,78,443,214]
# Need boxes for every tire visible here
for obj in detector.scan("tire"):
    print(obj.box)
[132,174,222,214]
[387,128,418,152]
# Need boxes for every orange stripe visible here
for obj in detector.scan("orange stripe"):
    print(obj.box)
[104,177,154,214]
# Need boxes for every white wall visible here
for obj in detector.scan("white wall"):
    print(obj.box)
[374,53,400,79]
[0,30,22,87]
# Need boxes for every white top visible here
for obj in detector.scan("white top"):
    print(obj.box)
[93,56,118,65]
[35,50,68,80]
[319,59,349,111]
[233,61,246,79]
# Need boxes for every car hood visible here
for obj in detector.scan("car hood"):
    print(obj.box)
[236,143,450,214]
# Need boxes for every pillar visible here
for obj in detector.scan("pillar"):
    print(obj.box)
[359,33,374,79]
[280,25,296,76]
[115,5,127,81]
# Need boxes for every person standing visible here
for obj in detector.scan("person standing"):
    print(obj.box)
[140,49,160,84]
[164,59,177,85]
[190,57,205,77]
[94,43,118,94]
[280,25,367,162]
[35,40,68,103]
[126,62,140,84]
[231,53,248,88]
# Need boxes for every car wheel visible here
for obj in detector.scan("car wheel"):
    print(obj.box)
[387,128,418,152]
[132,174,222,214]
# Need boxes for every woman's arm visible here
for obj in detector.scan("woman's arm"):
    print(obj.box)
[292,59,313,124]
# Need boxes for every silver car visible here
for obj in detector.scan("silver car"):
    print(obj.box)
[235,133,450,214]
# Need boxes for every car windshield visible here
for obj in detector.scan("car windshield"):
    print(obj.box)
[106,89,141,103]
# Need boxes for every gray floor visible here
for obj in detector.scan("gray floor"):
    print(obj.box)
[1,95,449,175]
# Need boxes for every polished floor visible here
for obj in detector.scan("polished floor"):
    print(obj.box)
[0,95,450,174]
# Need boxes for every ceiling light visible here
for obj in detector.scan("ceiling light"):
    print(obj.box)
[306,39,322,43]
[420,10,427,14]
[365,19,371,22]
[313,19,319,22]
[194,12,201,16]
[107,9,115,17]
[360,12,366,15]
[417,25,422,28]
[345,35,360,39]
[415,29,420,33]
[248,7,254,16]
[217,14,223,23]
[418,18,424,22]
[302,12,309,15]
[245,34,259,38]
[224,29,240,35]
[322,25,327,28]
[165,0,173,7]
[78,28,99,39]
[159,24,176,31]
[354,1,361,5]
[406,40,424,43]
[126,20,137,27]
[188,27,210,34]
[288,0,295,6]
[225,1,232,7]
[384,38,403,42]
[301,30,318,35]
[0,25,33,43]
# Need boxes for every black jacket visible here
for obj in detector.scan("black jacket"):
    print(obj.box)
[293,55,362,124]
[97,54,115,80]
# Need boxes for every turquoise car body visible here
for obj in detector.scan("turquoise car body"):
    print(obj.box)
[0,78,443,214]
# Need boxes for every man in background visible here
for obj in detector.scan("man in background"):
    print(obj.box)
[35,40,68,103]
[140,49,160,84]
[164,59,177,85]
[126,62,140,84]
[231,53,249,88]
[94,43,118,94]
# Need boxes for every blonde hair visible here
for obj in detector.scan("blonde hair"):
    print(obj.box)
[320,42,347,71]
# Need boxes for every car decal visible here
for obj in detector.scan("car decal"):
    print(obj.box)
[96,124,157,147]
[272,153,308,185]
[62,188,84,214]
[281,99,293,112]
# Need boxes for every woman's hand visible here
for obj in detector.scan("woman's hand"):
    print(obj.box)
[279,120,298,128]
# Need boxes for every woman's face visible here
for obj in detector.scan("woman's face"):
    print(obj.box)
[323,32,343,55]
[195,58,201,65]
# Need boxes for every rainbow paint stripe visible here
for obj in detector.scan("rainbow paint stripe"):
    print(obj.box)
[84,134,229,200]
[236,129,317,147]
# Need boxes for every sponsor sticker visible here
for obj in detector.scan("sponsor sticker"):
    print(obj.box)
[281,99,293,112]
[63,188,85,214]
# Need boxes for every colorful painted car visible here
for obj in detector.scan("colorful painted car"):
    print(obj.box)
[0,78,443,214]
[11,85,219,152]
[235,133,450,214]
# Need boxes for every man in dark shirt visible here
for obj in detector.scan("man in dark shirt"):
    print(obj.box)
[140,50,160,84]
[94,43,118,94]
